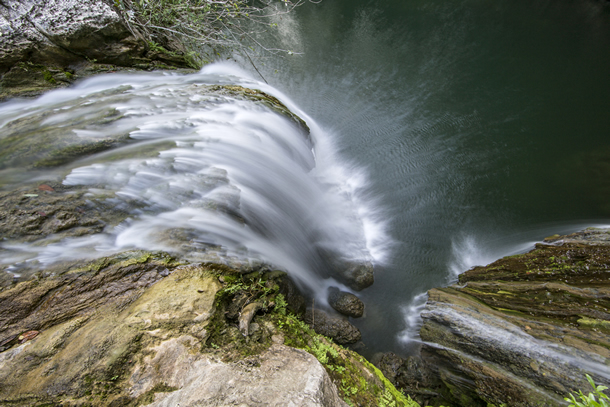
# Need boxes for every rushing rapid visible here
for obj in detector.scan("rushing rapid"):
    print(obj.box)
[0,64,389,300]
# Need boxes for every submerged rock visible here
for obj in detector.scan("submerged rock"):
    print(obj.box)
[343,261,375,291]
[417,227,610,406]
[304,308,362,345]
[327,287,364,318]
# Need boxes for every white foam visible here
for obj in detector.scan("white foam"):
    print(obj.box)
[0,64,392,294]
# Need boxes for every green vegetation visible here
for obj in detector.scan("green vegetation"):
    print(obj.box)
[113,0,304,68]
[207,269,418,406]
[565,375,609,407]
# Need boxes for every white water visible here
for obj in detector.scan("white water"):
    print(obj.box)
[0,64,390,299]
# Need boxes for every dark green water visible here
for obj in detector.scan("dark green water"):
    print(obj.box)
[247,0,610,356]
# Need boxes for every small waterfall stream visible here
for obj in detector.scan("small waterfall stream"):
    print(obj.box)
[0,64,389,303]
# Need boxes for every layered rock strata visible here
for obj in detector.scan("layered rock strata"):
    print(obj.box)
[393,228,610,407]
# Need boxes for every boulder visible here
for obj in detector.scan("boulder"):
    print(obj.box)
[132,343,348,407]
[0,259,354,407]
[0,0,139,72]
[327,287,364,318]
[304,308,361,345]
[343,261,374,291]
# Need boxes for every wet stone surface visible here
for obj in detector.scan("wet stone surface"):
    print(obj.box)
[327,287,364,318]
[417,227,610,407]
[304,308,362,345]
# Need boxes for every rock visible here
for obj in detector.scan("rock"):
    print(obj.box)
[343,261,374,291]
[0,0,191,100]
[327,287,364,318]
[375,352,404,383]
[0,247,415,407]
[133,343,348,407]
[0,260,220,404]
[0,0,134,70]
[304,308,361,345]
[0,256,366,407]
[0,251,176,342]
[373,352,442,407]
[417,227,610,407]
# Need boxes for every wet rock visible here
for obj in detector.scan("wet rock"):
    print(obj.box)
[343,261,374,291]
[0,184,126,247]
[0,257,361,407]
[373,352,441,406]
[375,352,404,383]
[418,227,610,407]
[0,251,177,344]
[304,308,361,345]
[327,287,364,318]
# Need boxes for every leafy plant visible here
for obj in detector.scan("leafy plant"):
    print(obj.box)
[274,293,287,315]
[308,337,338,365]
[565,375,609,407]
[114,0,310,68]
[379,388,397,407]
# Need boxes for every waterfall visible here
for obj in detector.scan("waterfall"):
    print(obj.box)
[0,64,390,299]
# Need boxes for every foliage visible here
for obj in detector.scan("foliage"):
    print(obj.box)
[308,336,338,365]
[379,388,398,407]
[565,375,610,407]
[112,0,314,67]
[274,293,287,315]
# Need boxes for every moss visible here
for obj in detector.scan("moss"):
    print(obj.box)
[203,269,283,361]
[67,251,150,275]
[207,85,310,132]
[269,309,418,407]
[577,316,610,332]
[136,382,178,406]
[204,267,417,405]
[42,70,56,84]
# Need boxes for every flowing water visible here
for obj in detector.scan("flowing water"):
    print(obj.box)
[245,0,610,356]
[1,0,610,358]
[0,69,384,303]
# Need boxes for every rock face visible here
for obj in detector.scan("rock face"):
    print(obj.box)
[0,0,132,70]
[0,258,357,407]
[0,250,415,406]
[0,0,189,99]
[327,287,364,318]
[416,228,610,406]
